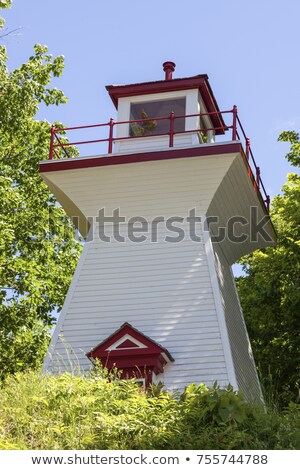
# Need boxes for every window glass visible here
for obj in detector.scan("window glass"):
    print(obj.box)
[129,98,186,136]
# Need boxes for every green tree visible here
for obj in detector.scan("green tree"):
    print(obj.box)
[237,131,300,407]
[0,0,11,29]
[0,4,82,379]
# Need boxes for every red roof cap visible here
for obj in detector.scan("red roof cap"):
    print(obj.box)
[163,61,176,80]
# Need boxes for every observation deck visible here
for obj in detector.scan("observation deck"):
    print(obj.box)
[42,107,270,213]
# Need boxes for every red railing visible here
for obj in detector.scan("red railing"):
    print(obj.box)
[48,107,270,212]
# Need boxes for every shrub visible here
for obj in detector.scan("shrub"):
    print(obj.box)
[0,370,299,450]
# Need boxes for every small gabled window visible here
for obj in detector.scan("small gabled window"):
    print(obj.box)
[87,322,174,389]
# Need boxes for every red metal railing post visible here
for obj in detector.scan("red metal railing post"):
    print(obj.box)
[232,105,237,140]
[108,118,114,154]
[246,137,250,160]
[49,124,55,160]
[169,111,175,148]
[256,166,260,189]
[266,195,270,212]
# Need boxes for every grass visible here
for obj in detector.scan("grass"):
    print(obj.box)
[0,368,299,450]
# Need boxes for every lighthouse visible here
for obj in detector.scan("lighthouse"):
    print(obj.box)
[40,62,276,402]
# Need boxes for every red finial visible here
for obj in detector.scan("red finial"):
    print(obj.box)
[163,61,176,80]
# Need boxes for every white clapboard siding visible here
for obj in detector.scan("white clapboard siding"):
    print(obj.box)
[211,241,263,403]
[114,133,195,154]
[42,146,275,395]
[45,211,234,391]
[43,152,238,391]
[61,319,221,329]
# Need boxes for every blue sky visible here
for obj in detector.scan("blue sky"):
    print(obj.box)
[2,0,300,198]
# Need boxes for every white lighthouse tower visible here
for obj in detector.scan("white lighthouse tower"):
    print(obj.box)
[40,62,275,402]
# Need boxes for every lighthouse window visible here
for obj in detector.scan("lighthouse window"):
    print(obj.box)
[129,98,186,137]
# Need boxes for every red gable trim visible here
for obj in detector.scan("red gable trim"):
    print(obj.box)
[87,322,173,362]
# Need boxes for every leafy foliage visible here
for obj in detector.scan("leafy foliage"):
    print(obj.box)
[0,0,11,29]
[129,109,158,137]
[278,131,300,167]
[0,0,11,8]
[0,7,82,379]
[0,371,299,450]
[237,132,300,407]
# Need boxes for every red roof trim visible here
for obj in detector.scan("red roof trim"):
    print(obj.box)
[106,75,208,108]
[40,143,242,173]
[106,75,226,133]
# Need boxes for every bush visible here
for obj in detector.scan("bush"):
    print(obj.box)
[0,370,299,450]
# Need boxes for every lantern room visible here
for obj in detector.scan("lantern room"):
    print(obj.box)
[106,61,224,154]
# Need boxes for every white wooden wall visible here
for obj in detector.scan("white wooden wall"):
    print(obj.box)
[42,149,271,398]
[45,221,234,391]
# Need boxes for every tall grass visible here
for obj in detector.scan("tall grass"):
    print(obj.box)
[0,369,299,450]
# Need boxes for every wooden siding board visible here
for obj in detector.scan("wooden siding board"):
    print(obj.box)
[61,315,220,327]
[87,241,207,253]
[75,279,213,290]
[66,305,217,316]
[71,291,214,302]
[79,265,210,275]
